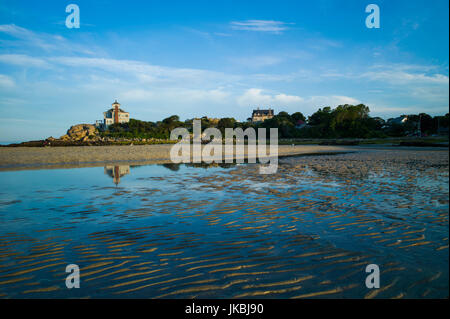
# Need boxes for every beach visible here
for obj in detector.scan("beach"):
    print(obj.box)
[0,144,362,171]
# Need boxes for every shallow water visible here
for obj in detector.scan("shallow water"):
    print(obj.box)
[0,150,448,298]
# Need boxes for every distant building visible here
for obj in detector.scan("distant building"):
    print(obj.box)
[97,100,130,129]
[249,108,274,123]
[388,115,408,125]
[295,119,306,129]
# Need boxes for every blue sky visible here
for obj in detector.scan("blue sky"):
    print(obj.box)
[0,0,448,142]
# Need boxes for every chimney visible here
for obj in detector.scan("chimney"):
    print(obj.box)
[113,100,119,124]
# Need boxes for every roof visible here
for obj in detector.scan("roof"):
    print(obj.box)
[389,116,408,125]
[105,108,128,113]
[252,109,274,116]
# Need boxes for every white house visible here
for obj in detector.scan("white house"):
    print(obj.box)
[248,108,275,123]
[96,100,130,128]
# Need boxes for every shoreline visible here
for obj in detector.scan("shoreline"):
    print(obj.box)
[0,144,448,172]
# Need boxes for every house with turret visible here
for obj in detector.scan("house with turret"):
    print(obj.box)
[96,100,130,129]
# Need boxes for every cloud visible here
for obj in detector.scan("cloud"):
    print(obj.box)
[121,88,230,104]
[0,54,50,68]
[49,56,239,87]
[0,24,96,55]
[120,89,155,101]
[0,24,58,51]
[319,63,449,107]
[361,64,449,85]
[237,89,360,114]
[274,93,304,104]
[237,88,274,106]
[0,74,15,88]
[237,88,305,106]
[231,56,283,68]
[183,27,212,40]
[214,32,232,37]
[325,63,449,86]
[307,95,360,107]
[305,37,342,50]
[1,23,447,138]
[230,20,293,33]
[0,24,33,39]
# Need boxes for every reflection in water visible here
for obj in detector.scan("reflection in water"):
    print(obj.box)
[104,163,235,184]
[0,150,448,298]
[161,162,236,171]
[161,163,180,171]
[104,165,130,185]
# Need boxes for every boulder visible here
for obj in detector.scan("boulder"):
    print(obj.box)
[60,124,98,141]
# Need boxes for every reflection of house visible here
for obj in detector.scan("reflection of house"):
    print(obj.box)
[96,100,130,129]
[104,165,130,185]
[248,108,274,123]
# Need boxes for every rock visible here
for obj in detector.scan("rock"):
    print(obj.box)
[60,124,98,141]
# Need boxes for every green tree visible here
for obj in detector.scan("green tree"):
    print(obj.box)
[291,112,306,123]
[218,118,237,134]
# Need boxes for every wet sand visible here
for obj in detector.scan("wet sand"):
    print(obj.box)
[1,143,448,172]
[0,149,447,298]
[0,144,358,171]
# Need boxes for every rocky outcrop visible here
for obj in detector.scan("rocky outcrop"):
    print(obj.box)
[4,123,176,147]
[60,124,99,141]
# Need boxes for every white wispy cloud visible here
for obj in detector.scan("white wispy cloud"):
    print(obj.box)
[361,69,449,85]
[49,56,240,87]
[237,89,359,114]
[0,24,61,52]
[230,20,293,33]
[323,63,449,85]
[231,56,283,68]
[0,24,34,39]
[274,93,304,104]
[0,74,15,88]
[0,23,447,139]
[307,95,361,107]
[121,88,230,104]
[0,53,50,68]
[237,88,275,106]
[0,23,96,55]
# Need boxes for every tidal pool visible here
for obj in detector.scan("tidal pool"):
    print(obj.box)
[0,149,448,298]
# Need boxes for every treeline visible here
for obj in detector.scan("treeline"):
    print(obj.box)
[385,113,449,137]
[100,104,449,139]
[102,115,184,139]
